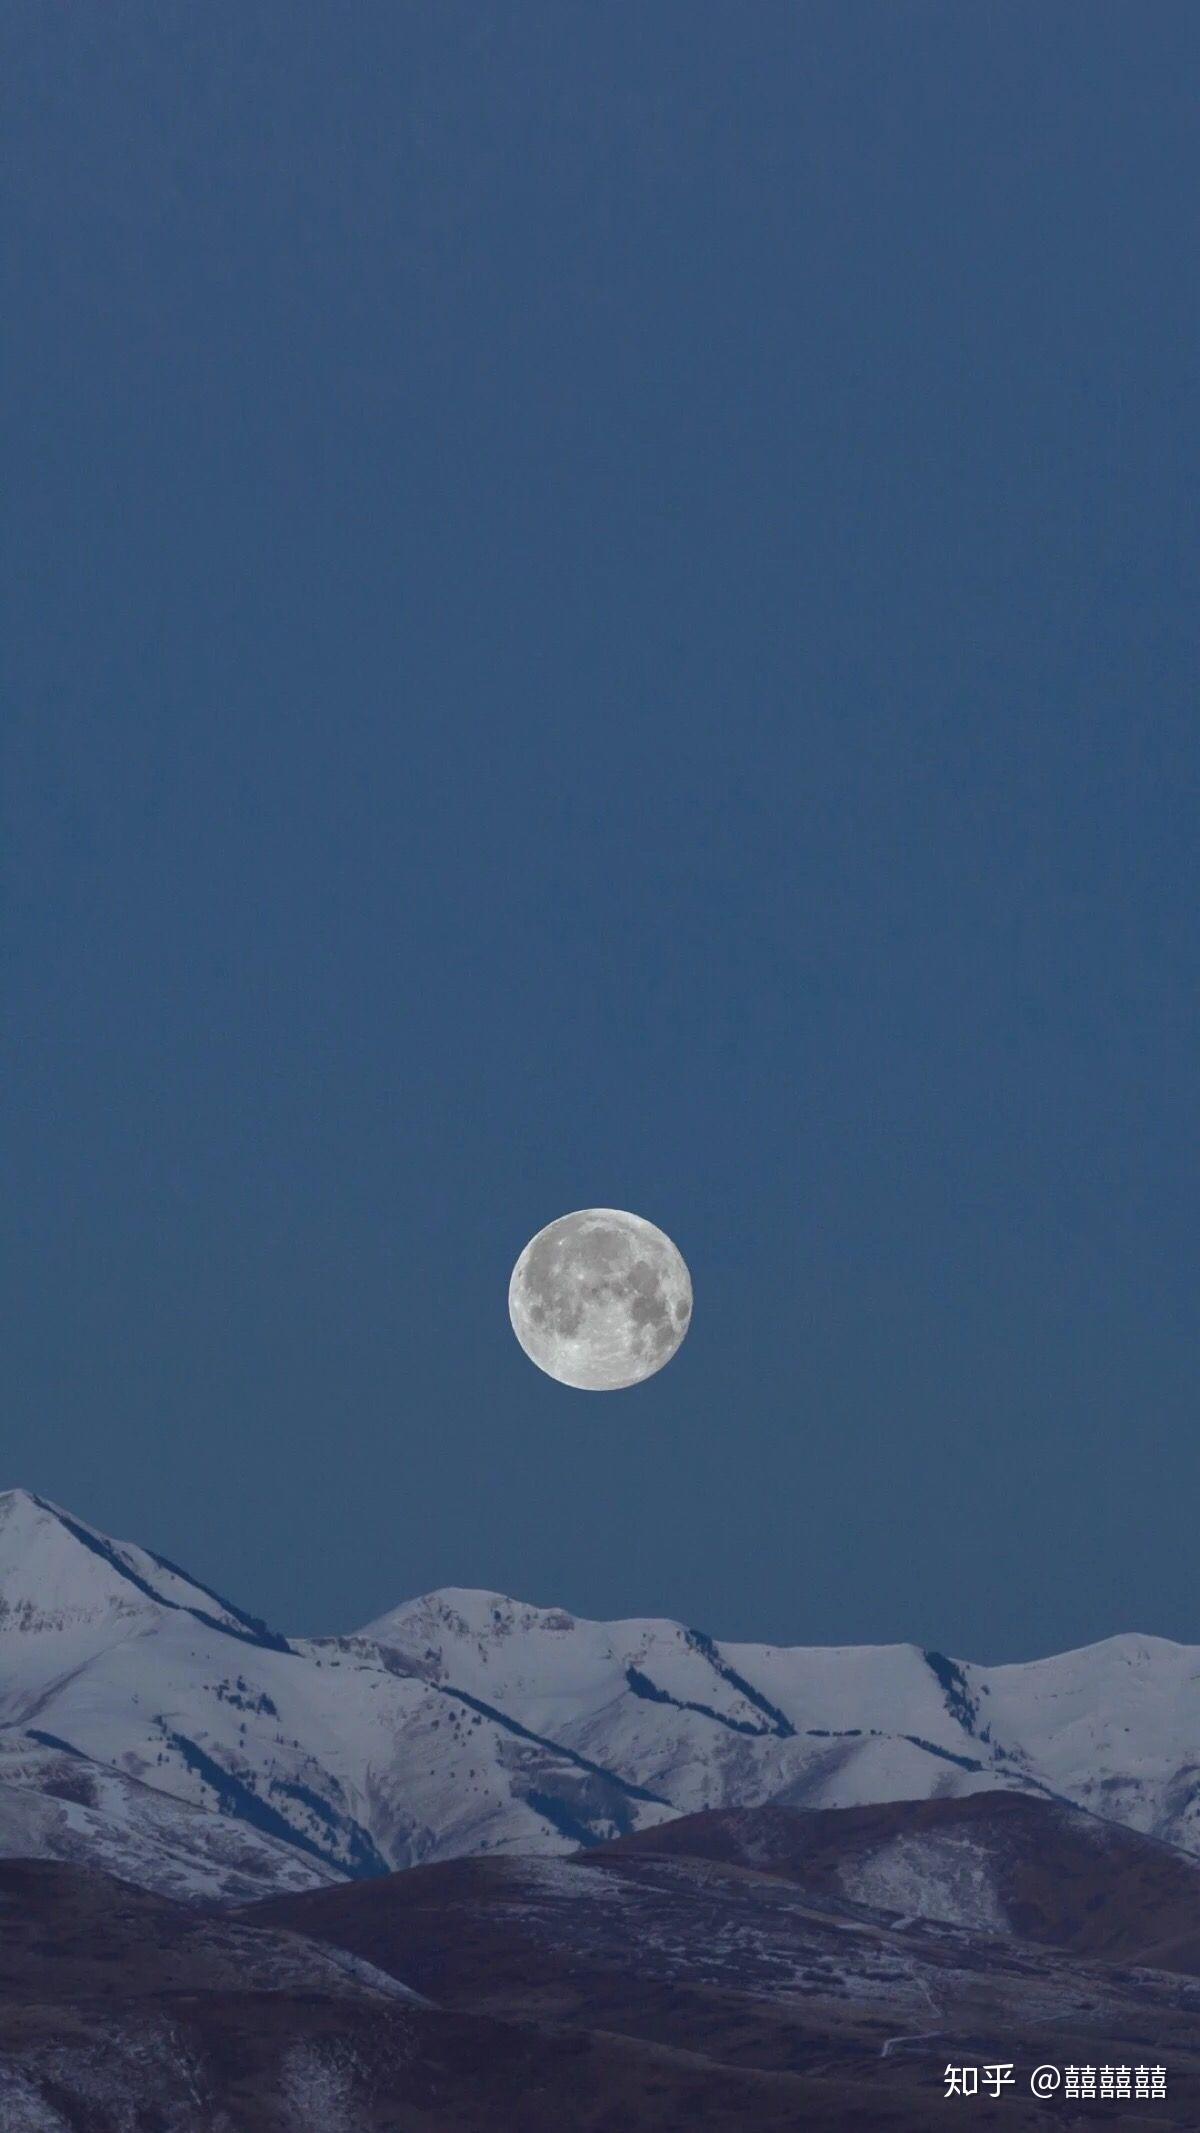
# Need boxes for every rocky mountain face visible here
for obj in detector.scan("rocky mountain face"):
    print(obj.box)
[2,1490,1198,2128]
[597,1790,1200,1974]
[0,1488,1197,1899]
[3,1797,1200,2130]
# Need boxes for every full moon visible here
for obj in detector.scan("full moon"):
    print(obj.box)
[508,1209,693,1391]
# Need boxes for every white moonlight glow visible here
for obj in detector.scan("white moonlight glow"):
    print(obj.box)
[508,1208,692,1391]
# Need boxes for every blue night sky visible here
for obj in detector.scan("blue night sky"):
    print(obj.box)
[6,3,1197,1661]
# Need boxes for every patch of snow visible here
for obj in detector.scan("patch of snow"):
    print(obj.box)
[843,1833,1008,1935]
[316,1942,431,2002]
[278,2043,366,2133]
[0,2068,71,2132]
[510,1855,631,1900]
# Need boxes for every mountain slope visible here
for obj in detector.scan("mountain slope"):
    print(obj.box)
[0,1857,933,2133]
[596,1791,1200,1972]
[359,1583,1200,1854]
[0,1493,674,1888]
[5,1803,1200,2132]
[1,1489,1197,1902]
[0,1736,341,1903]
[246,1800,1200,2130]
[0,1486,285,1650]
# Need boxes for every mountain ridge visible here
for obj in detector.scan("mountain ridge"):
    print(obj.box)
[1,1489,1196,1901]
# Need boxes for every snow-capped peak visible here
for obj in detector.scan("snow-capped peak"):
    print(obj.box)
[0,1490,288,1653]
[1,1491,1197,1907]
[358,1585,581,1652]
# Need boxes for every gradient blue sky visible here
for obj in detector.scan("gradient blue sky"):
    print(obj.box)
[6,3,1197,1661]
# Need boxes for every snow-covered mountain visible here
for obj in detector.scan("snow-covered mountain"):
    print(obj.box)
[360,1585,1200,1853]
[0,1738,342,1904]
[1,1488,1196,1900]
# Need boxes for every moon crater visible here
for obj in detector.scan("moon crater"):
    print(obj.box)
[508,1209,692,1391]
